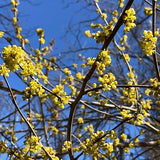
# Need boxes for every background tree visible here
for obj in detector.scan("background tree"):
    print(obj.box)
[0,0,160,160]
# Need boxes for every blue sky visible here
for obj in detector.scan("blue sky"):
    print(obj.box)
[19,0,78,53]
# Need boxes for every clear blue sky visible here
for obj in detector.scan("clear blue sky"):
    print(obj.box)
[19,0,79,53]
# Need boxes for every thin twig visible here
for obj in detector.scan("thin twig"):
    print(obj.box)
[80,100,112,116]
[116,84,153,88]
[94,1,108,25]
[40,100,50,146]
[152,0,160,81]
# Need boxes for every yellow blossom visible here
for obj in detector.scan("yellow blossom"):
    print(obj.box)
[112,10,118,16]
[134,137,139,142]
[85,30,91,37]
[129,141,134,148]
[144,7,152,15]
[2,45,27,71]
[11,0,16,5]
[120,109,132,118]
[62,141,71,152]
[119,0,124,8]
[121,133,127,141]
[0,64,10,77]
[73,63,77,68]
[98,72,117,92]
[101,13,107,20]
[12,17,17,25]
[124,147,130,153]
[0,141,8,153]
[141,30,157,56]
[0,31,4,37]
[37,28,44,37]
[39,37,45,44]
[123,8,136,33]
[24,80,45,99]
[40,147,59,160]
[24,136,42,153]
[35,113,42,121]
[24,39,29,44]
[76,72,83,79]
[50,126,59,135]
[77,117,84,124]
[64,68,71,75]
[124,54,130,62]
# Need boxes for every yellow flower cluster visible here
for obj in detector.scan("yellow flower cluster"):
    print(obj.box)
[0,31,4,38]
[120,35,128,45]
[133,113,144,125]
[84,124,94,133]
[81,63,86,68]
[141,99,151,110]
[99,98,108,105]
[0,140,8,153]
[98,73,117,92]
[2,45,27,71]
[4,126,17,143]
[37,28,45,44]
[112,10,118,17]
[63,75,74,85]
[79,130,119,159]
[120,109,145,125]
[124,53,130,62]
[144,7,152,16]
[121,87,137,104]
[42,59,53,72]
[124,147,130,153]
[80,131,105,157]
[73,63,77,68]
[145,78,160,98]
[119,0,124,8]
[140,30,157,55]
[68,85,76,96]
[0,64,10,77]
[123,8,136,33]
[35,113,42,121]
[11,0,19,6]
[120,109,132,119]
[24,136,42,153]
[24,80,45,99]
[50,84,70,108]
[86,57,96,66]
[62,141,71,152]
[2,45,46,82]
[96,50,111,74]
[50,126,59,135]
[37,28,44,37]
[40,147,59,160]
[77,117,84,124]
[121,133,127,141]
[101,13,107,20]
[120,34,129,51]
[76,72,83,79]
[85,22,115,43]
[64,67,71,75]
